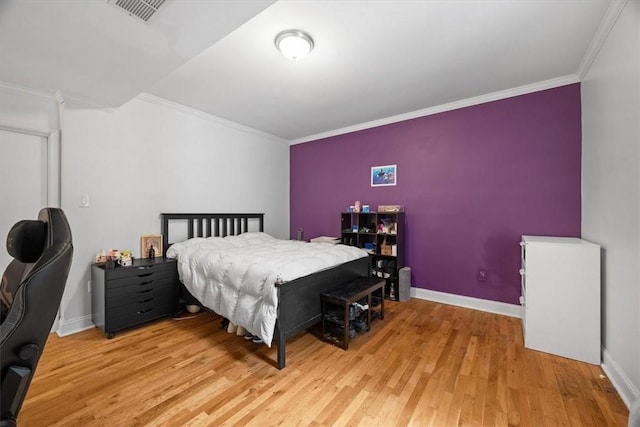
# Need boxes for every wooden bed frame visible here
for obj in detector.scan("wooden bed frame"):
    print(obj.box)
[160,213,370,369]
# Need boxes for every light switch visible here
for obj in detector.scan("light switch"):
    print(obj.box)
[80,194,90,208]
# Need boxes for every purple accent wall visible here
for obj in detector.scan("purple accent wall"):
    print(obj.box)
[290,84,582,304]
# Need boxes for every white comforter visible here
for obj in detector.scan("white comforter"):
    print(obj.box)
[166,232,367,346]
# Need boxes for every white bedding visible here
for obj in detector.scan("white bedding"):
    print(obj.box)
[166,232,367,346]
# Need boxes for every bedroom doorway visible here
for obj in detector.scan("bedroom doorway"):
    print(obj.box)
[0,128,59,274]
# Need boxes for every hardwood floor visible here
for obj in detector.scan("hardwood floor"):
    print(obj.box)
[19,299,628,426]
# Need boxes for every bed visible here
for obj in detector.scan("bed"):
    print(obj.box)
[160,213,370,369]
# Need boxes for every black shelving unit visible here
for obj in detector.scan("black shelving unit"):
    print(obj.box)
[340,211,405,300]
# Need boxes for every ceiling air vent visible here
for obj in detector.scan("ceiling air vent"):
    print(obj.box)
[109,0,166,22]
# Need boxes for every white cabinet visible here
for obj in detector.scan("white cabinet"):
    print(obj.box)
[520,235,601,364]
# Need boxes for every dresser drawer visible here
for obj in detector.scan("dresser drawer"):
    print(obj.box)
[107,290,176,317]
[106,278,176,306]
[106,260,175,279]
[107,266,176,289]
[106,300,177,332]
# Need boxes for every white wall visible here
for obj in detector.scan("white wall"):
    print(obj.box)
[1,89,290,335]
[581,0,639,407]
[0,83,59,133]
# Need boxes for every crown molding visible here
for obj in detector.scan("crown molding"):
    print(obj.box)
[137,93,288,145]
[1,81,56,100]
[290,74,580,145]
[62,93,115,111]
[577,0,628,80]
[0,81,116,111]
[0,82,57,134]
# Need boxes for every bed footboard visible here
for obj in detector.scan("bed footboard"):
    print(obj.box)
[274,256,370,369]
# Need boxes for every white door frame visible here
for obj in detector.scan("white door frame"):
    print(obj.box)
[1,123,62,333]
[0,123,60,208]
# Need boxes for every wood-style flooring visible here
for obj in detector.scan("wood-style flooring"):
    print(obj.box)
[19,299,628,426]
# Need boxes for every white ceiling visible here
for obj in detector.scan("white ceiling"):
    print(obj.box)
[1,0,614,142]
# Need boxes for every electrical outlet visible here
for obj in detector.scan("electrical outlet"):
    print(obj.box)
[87,280,92,293]
[477,269,489,282]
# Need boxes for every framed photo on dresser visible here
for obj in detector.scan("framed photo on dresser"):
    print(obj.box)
[140,234,162,258]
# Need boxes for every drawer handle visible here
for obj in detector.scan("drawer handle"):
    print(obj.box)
[138,298,153,304]
[137,266,154,270]
[138,273,154,278]
[138,281,153,286]
[139,289,153,294]
[137,308,153,314]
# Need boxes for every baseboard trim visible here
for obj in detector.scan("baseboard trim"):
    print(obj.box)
[602,348,640,409]
[411,287,522,318]
[56,315,94,337]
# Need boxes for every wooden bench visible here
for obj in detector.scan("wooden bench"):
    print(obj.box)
[321,277,385,349]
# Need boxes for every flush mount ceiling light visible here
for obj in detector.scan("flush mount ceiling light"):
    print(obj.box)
[275,30,314,61]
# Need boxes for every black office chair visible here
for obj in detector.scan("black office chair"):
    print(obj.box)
[0,208,73,426]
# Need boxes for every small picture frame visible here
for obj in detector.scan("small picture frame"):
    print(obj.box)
[141,234,163,258]
[371,164,397,187]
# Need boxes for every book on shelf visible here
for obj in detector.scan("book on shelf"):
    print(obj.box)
[310,236,341,245]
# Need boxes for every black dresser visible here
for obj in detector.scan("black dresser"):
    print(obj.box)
[91,257,179,338]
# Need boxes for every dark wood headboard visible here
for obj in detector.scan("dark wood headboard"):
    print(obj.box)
[160,213,264,254]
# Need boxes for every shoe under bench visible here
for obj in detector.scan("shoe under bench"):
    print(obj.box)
[321,277,385,350]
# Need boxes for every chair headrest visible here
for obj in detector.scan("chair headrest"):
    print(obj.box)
[6,220,46,263]
[38,207,72,248]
